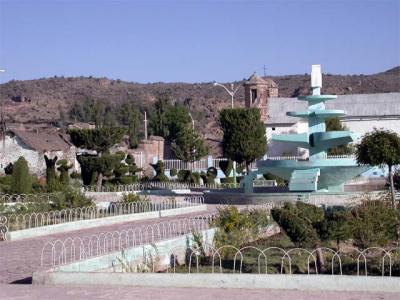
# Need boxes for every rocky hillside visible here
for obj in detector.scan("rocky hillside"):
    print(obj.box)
[0,67,399,138]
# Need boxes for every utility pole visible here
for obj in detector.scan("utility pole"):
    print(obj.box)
[144,111,148,140]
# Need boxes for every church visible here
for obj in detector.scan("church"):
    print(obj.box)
[244,72,400,161]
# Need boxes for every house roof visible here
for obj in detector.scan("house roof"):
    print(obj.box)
[267,92,400,124]
[9,129,72,152]
[245,72,278,87]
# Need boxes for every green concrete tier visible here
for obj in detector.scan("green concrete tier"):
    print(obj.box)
[256,158,370,191]
[297,95,337,103]
[287,109,346,119]
[272,131,358,150]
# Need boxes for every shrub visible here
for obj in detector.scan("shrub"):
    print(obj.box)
[150,160,169,182]
[212,206,271,253]
[219,159,233,177]
[122,193,149,203]
[170,168,177,177]
[349,194,399,248]
[10,157,32,194]
[51,188,94,210]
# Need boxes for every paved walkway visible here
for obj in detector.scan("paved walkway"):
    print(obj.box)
[0,207,215,284]
[0,285,397,300]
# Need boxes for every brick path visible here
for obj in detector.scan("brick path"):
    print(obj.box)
[0,206,216,284]
[0,285,397,300]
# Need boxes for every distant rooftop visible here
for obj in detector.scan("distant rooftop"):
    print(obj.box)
[9,129,72,152]
[245,72,278,88]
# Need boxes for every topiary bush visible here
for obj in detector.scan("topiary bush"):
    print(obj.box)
[150,160,169,182]
[219,159,233,178]
[170,168,177,177]
[10,156,32,194]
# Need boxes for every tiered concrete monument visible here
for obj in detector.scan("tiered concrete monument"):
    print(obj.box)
[242,65,371,194]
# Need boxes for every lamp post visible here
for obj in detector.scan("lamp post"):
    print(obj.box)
[212,81,241,186]
[213,82,240,109]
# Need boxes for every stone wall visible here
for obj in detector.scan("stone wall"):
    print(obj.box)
[0,135,77,176]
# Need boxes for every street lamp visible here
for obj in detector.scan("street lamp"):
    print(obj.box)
[212,81,242,187]
[213,82,241,109]
[188,112,195,130]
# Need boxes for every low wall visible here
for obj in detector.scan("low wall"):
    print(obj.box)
[34,228,216,274]
[203,190,363,205]
[32,272,400,293]
[6,205,207,241]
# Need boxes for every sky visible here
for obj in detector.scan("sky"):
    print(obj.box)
[0,0,399,83]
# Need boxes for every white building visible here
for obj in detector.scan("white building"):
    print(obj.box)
[266,92,400,157]
[0,129,78,176]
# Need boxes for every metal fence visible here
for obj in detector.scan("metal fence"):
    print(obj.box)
[0,196,205,241]
[41,213,215,267]
[82,182,240,192]
[111,243,400,276]
[0,193,62,204]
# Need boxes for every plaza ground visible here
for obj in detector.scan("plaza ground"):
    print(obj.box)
[0,285,398,300]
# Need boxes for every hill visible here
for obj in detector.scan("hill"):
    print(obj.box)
[0,67,399,138]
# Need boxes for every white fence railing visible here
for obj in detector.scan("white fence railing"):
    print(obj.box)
[0,193,63,204]
[41,213,215,267]
[82,182,241,192]
[0,196,204,240]
[126,243,398,276]
[163,159,209,171]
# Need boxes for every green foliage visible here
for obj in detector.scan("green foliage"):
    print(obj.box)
[77,154,98,185]
[51,187,94,210]
[149,97,191,141]
[263,172,288,187]
[200,167,218,184]
[219,159,233,177]
[177,170,200,184]
[69,98,142,147]
[69,127,125,187]
[150,160,169,182]
[318,206,352,247]
[122,193,149,203]
[356,128,400,207]
[44,155,59,192]
[212,206,271,252]
[325,117,353,155]
[68,127,125,154]
[271,202,321,247]
[119,102,141,148]
[170,168,177,177]
[356,129,400,168]
[219,108,267,171]
[171,125,208,162]
[0,175,12,193]
[349,195,399,248]
[57,159,73,185]
[125,154,142,176]
[10,157,32,194]
[70,171,81,179]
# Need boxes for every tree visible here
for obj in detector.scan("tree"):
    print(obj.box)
[119,102,141,148]
[149,97,191,141]
[355,129,400,208]
[325,117,353,155]
[172,125,208,162]
[271,202,326,272]
[68,127,125,188]
[219,108,267,173]
[10,157,32,194]
[149,97,170,138]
